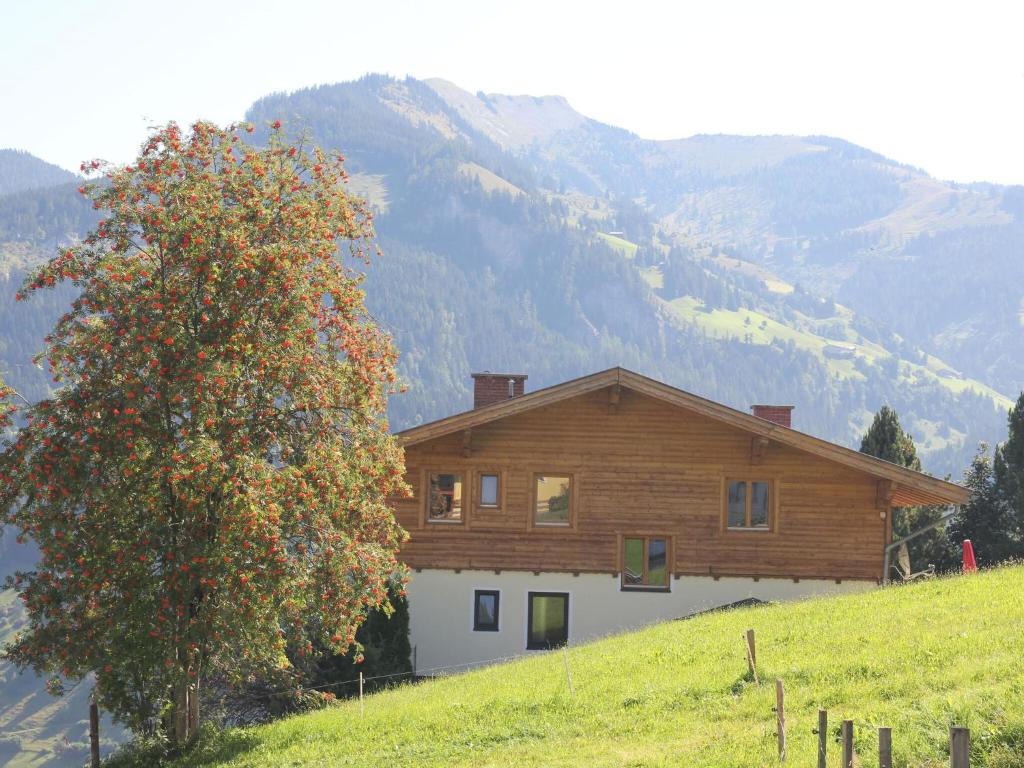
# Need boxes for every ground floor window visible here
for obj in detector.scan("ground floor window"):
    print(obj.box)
[622,536,669,590]
[527,592,569,650]
[473,590,499,631]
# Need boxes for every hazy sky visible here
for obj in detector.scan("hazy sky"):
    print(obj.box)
[3,0,1022,184]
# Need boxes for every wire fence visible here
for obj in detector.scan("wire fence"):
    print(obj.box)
[4,634,982,766]
[0,648,541,737]
[242,649,537,701]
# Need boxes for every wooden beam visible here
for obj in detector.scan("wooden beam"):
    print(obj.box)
[750,436,769,465]
[876,479,895,510]
[608,383,621,414]
[462,428,472,458]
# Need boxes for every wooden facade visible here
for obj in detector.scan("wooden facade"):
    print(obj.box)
[391,369,968,583]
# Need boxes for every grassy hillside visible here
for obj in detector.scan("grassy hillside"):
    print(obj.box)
[662,295,1013,409]
[162,567,1024,768]
[596,231,639,258]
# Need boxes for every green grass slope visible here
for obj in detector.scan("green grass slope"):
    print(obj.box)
[167,567,1024,768]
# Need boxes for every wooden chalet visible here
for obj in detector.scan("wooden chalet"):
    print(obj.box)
[390,368,968,672]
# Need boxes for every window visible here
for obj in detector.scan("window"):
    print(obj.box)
[622,537,669,590]
[479,474,499,507]
[534,474,571,526]
[427,473,463,523]
[473,590,499,632]
[726,479,771,530]
[527,592,569,650]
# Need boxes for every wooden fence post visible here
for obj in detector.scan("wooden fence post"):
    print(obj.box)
[816,709,827,768]
[879,726,892,768]
[950,726,970,768]
[775,679,786,762]
[359,671,364,715]
[841,719,854,768]
[745,629,758,683]
[88,693,100,768]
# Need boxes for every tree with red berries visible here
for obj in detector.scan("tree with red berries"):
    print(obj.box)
[0,121,408,747]
[0,376,17,434]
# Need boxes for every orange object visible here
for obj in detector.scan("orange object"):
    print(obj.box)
[962,539,978,573]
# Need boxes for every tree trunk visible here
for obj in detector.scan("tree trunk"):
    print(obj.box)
[187,672,200,739]
[169,657,200,747]
[172,680,190,746]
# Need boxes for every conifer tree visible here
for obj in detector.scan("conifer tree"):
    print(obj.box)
[0,122,408,747]
[948,444,1018,567]
[859,406,921,470]
[994,392,1024,544]
[859,406,949,572]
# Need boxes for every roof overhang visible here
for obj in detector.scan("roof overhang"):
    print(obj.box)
[396,367,969,507]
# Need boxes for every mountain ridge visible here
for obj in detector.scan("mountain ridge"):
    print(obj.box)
[419,77,1024,399]
[0,149,78,197]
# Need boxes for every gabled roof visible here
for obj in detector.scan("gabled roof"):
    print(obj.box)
[397,367,969,507]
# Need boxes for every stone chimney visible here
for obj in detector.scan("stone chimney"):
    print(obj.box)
[472,372,528,409]
[751,404,794,428]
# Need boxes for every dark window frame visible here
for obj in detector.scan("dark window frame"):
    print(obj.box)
[526,591,570,650]
[473,589,500,632]
[620,535,671,592]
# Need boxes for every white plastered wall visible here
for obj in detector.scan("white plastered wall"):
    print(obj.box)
[406,569,872,674]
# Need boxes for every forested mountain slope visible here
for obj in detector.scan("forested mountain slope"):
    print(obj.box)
[245,75,1012,476]
[0,150,77,197]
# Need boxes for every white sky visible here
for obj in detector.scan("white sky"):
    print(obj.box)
[2,0,1023,184]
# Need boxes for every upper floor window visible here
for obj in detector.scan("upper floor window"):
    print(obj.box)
[428,472,463,523]
[622,536,669,590]
[479,473,500,507]
[726,479,771,530]
[534,474,571,526]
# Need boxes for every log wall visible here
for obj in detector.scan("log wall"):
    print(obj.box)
[392,386,886,581]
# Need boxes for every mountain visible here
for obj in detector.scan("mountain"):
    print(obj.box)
[0,74,1020,764]
[424,79,1024,399]
[242,74,1013,475]
[2,76,1017,471]
[0,150,77,197]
